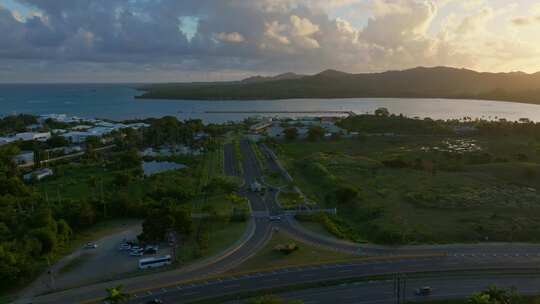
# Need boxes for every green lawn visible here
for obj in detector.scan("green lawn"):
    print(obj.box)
[176,220,247,265]
[231,231,357,273]
[264,171,289,188]
[278,191,306,209]
[276,135,540,244]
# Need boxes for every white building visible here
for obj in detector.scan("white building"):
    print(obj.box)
[15,151,34,165]
[0,137,15,146]
[14,132,51,142]
[24,168,53,181]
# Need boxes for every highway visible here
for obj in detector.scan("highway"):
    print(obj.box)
[225,274,540,304]
[19,139,540,304]
[126,256,540,303]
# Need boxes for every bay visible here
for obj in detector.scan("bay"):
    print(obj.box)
[1,84,540,123]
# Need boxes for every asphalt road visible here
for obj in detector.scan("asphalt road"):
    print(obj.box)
[20,140,540,304]
[18,142,273,304]
[228,274,540,304]
[126,255,540,304]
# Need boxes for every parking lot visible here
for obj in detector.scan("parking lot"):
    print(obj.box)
[52,224,172,290]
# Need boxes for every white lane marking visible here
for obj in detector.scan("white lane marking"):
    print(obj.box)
[183,291,200,296]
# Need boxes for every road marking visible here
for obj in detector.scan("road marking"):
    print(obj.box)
[183,291,200,296]
[161,288,167,293]
[176,285,182,290]
[147,291,153,295]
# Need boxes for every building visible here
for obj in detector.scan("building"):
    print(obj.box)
[250,121,273,133]
[14,132,51,142]
[23,168,53,181]
[15,151,34,166]
[0,137,15,146]
[63,131,92,143]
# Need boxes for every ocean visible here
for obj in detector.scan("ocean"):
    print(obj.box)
[1,84,540,123]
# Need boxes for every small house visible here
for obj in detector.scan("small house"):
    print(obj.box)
[24,168,53,181]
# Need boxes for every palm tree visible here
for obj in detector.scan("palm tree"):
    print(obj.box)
[103,285,130,304]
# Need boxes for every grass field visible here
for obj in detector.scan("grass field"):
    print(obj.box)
[277,135,540,244]
[199,145,224,190]
[176,220,247,265]
[231,231,357,273]
[264,171,289,188]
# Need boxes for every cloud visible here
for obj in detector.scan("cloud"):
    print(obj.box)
[0,0,539,82]
[215,32,245,43]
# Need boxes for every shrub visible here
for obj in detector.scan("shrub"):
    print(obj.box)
[274,242,299,254]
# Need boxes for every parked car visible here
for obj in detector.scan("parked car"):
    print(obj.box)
[84,242,98,249]
[119,243,131,251]
[130,250,144,257]
[415,286,432,296]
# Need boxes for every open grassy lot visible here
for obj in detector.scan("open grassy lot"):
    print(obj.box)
[176,220,247,265]
[231,231,357,273]
[276,135,540,244]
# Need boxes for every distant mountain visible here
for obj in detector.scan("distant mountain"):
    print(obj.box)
[138,66,540,104]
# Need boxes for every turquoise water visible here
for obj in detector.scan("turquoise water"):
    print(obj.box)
[1,84,540,123]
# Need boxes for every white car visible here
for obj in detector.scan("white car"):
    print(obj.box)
[84,242,98,249]
[119,244,131,251]
[130,249,144,256]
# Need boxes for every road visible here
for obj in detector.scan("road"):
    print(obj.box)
[18,143,272,304]
[126,256,540,304]
[19,140,540,304]
[226,274,540,304]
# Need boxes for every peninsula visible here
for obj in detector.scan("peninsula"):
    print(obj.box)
[138,66,540,104]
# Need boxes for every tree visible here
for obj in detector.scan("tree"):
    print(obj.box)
[284,128,298,140]
[103,285,130,304]
[374,107,390,117]
[307,126,324,141]
[334,186,358,205]
[467,285,522,304]
[46,136,69,148]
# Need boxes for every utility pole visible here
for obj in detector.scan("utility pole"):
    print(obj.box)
[393,273,407,304]
[47,257,56,291]
[101,178,105,218]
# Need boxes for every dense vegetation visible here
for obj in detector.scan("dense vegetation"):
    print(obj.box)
[138,67,540,105]
[277,114,540,244]
[0,115,243,292]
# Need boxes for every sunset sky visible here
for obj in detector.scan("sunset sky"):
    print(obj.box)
[1,0,540,82]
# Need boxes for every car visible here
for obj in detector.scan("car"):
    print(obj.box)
[146,299,163,304]
[268,215,282,222]
[130,250,144,257]
[84,242,98,249]
[415,286,432,296]
[119,243,131,251]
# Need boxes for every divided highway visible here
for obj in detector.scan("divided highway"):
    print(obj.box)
[21,139,540,304]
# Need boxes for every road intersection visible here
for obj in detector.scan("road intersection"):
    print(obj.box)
[20,139,540,304]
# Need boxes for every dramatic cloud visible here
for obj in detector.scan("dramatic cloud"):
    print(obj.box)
[0,0,539,82]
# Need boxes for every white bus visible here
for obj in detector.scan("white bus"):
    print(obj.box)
[138,255,172,270]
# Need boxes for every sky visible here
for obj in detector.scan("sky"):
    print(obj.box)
[0,0,540,83]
